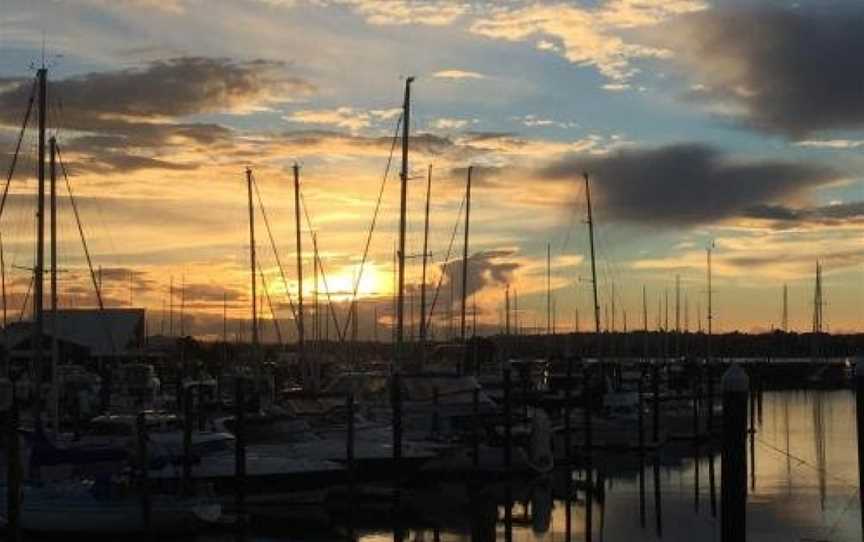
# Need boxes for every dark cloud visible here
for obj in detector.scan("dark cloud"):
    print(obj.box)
[442,249,519,299]
[742,201,864,226]
[540,144,840,226]
[661,6,864,137]
[0,57,314,173]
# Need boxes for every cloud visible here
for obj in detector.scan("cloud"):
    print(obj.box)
[470,1,706,82]
[330,0,469,26]
[430,117,472,131]
[796,140,864,150]
[742,202,864,227]
[441,250,520,299]
[285,106,400,132]
[0,57,313,173]
[539,143,842,226]
[432,69,486,80]
[655,5,864,137]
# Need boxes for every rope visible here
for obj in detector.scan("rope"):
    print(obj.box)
[258,266,283,346]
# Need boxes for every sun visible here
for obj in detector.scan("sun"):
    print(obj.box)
[321,263,383,300]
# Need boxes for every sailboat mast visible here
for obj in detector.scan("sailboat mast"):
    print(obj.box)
[584,173,601,339]
[460,166,472,342]
[1,232,6,329]
[33,66,47,419]
[706,246,713,363]
[396,76,414,358]
[419,165,431,346]
[546,242,551,335]
[50,136,59,433]
[246,168,258,353]
[293,164,306,383]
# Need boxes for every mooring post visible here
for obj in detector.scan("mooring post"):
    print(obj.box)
[472,386,479,469]
[855,361,864,538]
[638,373,645,453]
[652,362,660,443]
[347,392,356,542]
[504,365,512,469]
[638,370,646,529]
[565,356,573,464]
[583,363,593,455]
[721,364,748,542]
[183,384,193,496]
[391,371,403,476]
[653,454,662,538]
[234,377,246,525]
[136,412,151,531]
[6,394,21,542]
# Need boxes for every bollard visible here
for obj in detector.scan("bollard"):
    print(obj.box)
[183,384,193,496]
[504,366,512,469]
[472,387,479,469]
[855,361,864,538]
[136,412,151,531]
[721,364,749,542]
[6,396,21,542]
[234,378,246,523]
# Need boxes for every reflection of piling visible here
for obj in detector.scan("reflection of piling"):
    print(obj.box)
[855,362,864,538]
[136,412,151,531]
[653,455,662,538]
[721,364,748,542]
[6,397,21,542]
[638,373,646,529]
[749,367,756,493]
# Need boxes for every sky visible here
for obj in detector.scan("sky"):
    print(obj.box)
[0,0,862,341]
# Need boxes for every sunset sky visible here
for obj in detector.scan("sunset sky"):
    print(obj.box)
[0,0,862,340]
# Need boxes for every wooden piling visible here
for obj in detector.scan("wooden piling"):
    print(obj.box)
[6,396,21,542]
[653,454,662,538]
[136,412,151,531]
[391,371,403,475]
[432,386,440,437]
[652,362,660,443]
[234,378,246,524]
[347,392,355,542]
[472,386,479,469]
[721,364,748,542]
[856,361,864,538]
[564,356,573,464]
[504,365,512,469]
[183,384,193,496]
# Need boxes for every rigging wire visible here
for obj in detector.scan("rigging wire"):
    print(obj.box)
[337,112,403,341]
[0,76,37,222]
[249,171,299,327]
[424,190,466,334]
[258,266,283,347]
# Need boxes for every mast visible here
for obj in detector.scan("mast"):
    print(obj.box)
[781,283,789,332]
[546,242,551,335]
[169,276,174,336]
[293,164,306,385]
[419,165,431,350]
[246,168,258,355]
[396,76,414,359]
[706,245,713,363]
[460,166,472,342]
[642,284,648,360]
[505,284,511,335]
[33,65,47,420]
[584,173,601,340]
[49,136,59,433]
[1,232,6,329]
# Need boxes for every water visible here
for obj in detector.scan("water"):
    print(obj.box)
[10,390,863,541]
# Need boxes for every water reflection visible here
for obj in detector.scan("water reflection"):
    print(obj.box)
[352,391,861,542]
